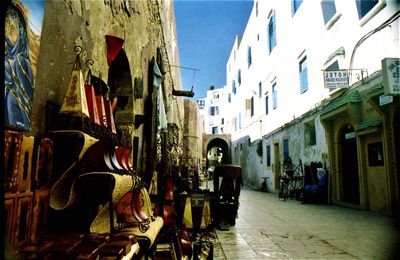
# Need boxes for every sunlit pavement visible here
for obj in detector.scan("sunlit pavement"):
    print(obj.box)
[211,186,400,259]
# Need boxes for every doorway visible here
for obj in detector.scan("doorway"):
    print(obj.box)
[273,143,280,190]
[340,124,360,205]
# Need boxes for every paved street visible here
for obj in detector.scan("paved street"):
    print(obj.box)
[212,186,400,259]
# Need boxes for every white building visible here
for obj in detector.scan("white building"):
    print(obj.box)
[197,86,232,134]
[226,0,399,211]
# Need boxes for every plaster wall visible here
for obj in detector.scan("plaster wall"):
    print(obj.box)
[30,0,182,147]
[183,99,203,166]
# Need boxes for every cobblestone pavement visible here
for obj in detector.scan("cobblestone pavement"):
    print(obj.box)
[212,186,400,259]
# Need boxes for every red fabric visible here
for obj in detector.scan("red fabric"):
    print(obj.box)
[95,95,107,127]
[84,84,100,125]
[106,35,124,65]
[104,100,117,134]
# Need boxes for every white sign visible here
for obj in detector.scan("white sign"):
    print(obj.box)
[323,70,349,89]
[345,132,356,139]
[379,95,393,106]
[382,58,400,95]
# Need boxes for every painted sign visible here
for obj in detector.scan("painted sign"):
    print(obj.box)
[323,70,349,89]
[382,58,400,95]
[4,0,45,131]
[379,94,393,106]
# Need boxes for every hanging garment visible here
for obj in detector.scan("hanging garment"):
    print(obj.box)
[59,54,90,119]
[84,83,100,125]
[200,196,211,229]
[182,196,193,229]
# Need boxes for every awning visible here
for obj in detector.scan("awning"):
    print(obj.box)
[320,90,362,116]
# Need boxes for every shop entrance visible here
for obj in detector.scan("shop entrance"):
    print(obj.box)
[340,124,360,205]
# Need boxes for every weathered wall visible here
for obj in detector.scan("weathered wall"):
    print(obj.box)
[183,99,203,167]
[30,0,183,170]
[232,112,329,192]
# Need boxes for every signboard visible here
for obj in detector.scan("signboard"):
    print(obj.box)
[379,94,393,106]
[323,70,349,89]
[382,58,400,95]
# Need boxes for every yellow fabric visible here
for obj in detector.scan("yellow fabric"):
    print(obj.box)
[182,197,193,229]
[200,197,211,229]
[119,216,164,246]
[60,69,90,118]
[49,131,98,210]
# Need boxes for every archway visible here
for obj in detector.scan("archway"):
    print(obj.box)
[108,48,134,123]
[339,124,360,204]
[206,138,230,173]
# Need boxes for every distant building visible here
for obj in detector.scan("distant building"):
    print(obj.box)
[197,86,232,135]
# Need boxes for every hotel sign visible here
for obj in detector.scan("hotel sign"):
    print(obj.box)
[323,70,349,89]
[382,58,400,95]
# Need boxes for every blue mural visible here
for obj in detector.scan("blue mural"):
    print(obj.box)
[4,0,44,131]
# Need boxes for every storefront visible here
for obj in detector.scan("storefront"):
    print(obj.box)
[321,65,399,215]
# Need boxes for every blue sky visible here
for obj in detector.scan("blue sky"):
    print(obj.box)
[174,0,253,99]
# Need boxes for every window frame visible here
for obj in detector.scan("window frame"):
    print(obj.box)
[272,82,277,109]
[356,0,386,26]
[247,46,252,67]
[268,11,277,54]
[292,0,303,16]
[266,144,271,167]
[283,139,289,160]
[321,0,341,29]
[299,55,309,94]
[304,120,317,146]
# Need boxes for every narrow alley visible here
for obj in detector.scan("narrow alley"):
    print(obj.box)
[213,187,400,259]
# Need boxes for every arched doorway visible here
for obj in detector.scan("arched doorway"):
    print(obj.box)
[339,124,360,204]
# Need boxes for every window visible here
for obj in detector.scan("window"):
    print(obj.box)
[305,120,316,146]
[321,0,337,25]
[292,0,303,15]
[245,99,252,118]
[210,106,219,116]
[238,113,242,129]
[197,100,205,109]
[250,97,254,116]
[272,82,277,109]
[228,93,231,103]
[299,56,308,93]
[248,46,252,67]
[368,142,384,166]
[268,11,276,53]
[259,82,262,98]
[232,80,236,94]
[212,126,218,134]
[221,118,224,125]
[266,144,271,166]
[283,139,289,160]
[238,69,242,85]
[265,95,269,115]
[356,0,379,20]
